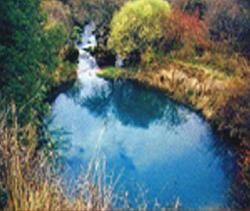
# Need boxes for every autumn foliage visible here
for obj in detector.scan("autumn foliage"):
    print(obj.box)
[165,9,209,50]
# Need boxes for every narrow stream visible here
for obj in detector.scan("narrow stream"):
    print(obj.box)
[48,24,236,210]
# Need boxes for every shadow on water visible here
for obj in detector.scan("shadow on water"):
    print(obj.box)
[66,80,187,129]
[205,136,241,208]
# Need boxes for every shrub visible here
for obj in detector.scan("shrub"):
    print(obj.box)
[197,51,249,76]
[170,0,208,19]
[164,9,209,59]
[214,78,250,141]
[42,0,73,34]
[0,0,51,126]
[108,0,171,64]
[71,25,82,43]
[204,0,250,54]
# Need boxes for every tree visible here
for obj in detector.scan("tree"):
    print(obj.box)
[204,0,250,55]
[0,0,71,126]
[108,0,171,64]
[164,9,209,55]
[0,0,48,124]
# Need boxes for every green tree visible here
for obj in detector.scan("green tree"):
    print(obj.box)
[0,0,70,126]
[108,0,171,64]
[0,0,48,125]
[41,24,68,80]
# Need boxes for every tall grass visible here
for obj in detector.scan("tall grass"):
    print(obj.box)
[0,113,121,211]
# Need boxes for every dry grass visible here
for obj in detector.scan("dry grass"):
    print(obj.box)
[42,0,72,33]
[0,114,119,211]
[0,116,84,211]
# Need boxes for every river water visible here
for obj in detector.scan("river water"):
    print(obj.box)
[48,24,236,210]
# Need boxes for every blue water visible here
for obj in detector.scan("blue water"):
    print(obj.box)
[48,24,236,210]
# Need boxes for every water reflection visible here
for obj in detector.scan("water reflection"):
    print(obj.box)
[65,80,187,129]
[81,83,113,118]
[49,79,236,209]
[111,81,186,128]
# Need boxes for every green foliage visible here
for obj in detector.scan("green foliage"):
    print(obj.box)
[0,0,48,125]
[42,0,78,86]
[71,25,82,43]
[0,0,76,127]
[42,23,68,80]
[108,0,171,63]
[97,67,124,79]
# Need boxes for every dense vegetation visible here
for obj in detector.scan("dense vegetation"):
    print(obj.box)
[0,0,78,128]
[0,0,78,208]
[108,0,171,65]
[1,0,250,209]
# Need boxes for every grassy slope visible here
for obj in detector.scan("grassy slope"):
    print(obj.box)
[97,66,125,79]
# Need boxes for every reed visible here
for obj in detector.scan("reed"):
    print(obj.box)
[0,114,118,211]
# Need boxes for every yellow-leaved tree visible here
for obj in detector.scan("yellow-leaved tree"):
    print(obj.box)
[108,0,171,65]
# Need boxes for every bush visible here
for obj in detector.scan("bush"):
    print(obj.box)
[197,51,249,76]
[170,0,208,19]
[71,25,82,43]
[204,0,250,54]
[0,0,51,126]
[164,9,209,59]
[165,10,209,51]
[108,0,171,64]
[42,0,73,34]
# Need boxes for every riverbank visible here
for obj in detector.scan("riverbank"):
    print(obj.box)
[97,60,250,207]
[98,61,232,123]
[98,61,246,136]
